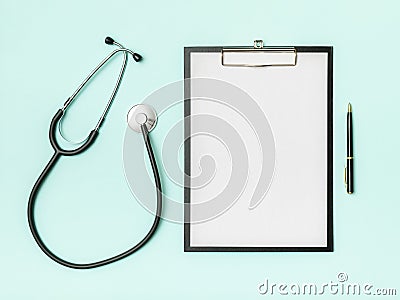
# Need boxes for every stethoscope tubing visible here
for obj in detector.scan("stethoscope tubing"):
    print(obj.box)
[27,112,162,269]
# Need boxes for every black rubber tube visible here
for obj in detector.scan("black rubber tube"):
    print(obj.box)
[49,109,100,156]
[27,121,162,269]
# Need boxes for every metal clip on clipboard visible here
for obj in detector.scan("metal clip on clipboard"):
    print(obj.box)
[221,40,297,67]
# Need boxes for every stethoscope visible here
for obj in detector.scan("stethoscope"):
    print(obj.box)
[27,37,162,269]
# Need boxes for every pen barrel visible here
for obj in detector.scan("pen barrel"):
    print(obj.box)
[346,158,354,194]
[347,112,353,156]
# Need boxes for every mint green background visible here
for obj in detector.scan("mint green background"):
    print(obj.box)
[0,0,399,299]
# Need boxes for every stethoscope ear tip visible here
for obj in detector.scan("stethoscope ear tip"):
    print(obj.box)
[105,36,115,45]
[133,53,143,62]
[104,36,142,62]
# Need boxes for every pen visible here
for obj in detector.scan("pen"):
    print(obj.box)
[345,103,354,194]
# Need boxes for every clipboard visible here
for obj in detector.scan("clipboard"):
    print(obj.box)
[184,41,333,252]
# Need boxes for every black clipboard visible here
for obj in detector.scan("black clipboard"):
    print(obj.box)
[184,44,333,252]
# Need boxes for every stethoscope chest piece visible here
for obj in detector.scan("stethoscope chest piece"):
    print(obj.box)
[127,104,157,133]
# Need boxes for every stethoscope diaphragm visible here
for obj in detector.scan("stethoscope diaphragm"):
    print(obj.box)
[127,104,157,133]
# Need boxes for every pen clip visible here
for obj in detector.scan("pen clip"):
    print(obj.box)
[344,166,347,186]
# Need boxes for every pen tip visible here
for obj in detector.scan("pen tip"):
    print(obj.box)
[348,103,352,112]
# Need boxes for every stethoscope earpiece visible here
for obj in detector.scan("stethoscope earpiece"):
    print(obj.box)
[105,36,115,45]
[132,53,142,62]
[105,36,142,62]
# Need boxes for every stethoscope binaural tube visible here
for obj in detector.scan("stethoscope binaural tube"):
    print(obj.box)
[27,38,162,269]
